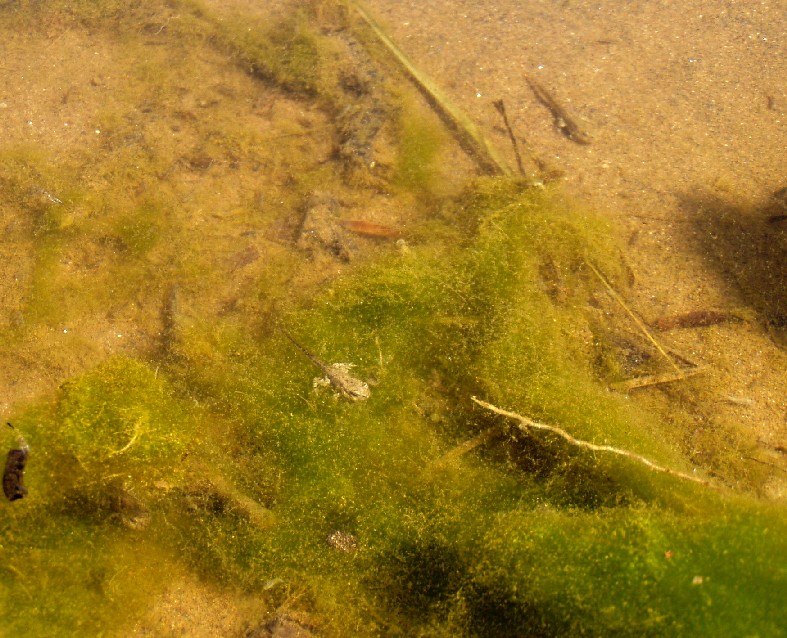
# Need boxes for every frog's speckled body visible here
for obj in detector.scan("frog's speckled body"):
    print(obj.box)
[282,329,370,401]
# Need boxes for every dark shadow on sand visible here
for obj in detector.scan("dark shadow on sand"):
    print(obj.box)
[678,188,786,348]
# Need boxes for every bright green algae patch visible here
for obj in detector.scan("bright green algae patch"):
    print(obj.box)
[1,359,194,634]
[6,184,785,636]
[1,1,785,636]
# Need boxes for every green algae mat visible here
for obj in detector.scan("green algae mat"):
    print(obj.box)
[1,2,785,636]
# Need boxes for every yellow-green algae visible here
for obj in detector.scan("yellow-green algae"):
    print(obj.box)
[7,180,785,636]
[1,1,785,636]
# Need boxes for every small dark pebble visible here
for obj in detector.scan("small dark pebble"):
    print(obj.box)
[3,446,29,501]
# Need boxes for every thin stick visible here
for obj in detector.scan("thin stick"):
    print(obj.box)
[493,99,526,176]
[431,424,505,468]
[375,335,384,370]
[610,366,706,391]
[207,470,277,530]
[471,397,710,485]
[348,0,511,176]
[585,260,681,373]
[109,418,142,457]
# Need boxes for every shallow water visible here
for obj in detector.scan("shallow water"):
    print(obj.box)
[1,1,785,636]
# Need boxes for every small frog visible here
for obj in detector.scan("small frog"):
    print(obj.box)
[281,328,371,401]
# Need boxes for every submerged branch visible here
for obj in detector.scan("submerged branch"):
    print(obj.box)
[348,0,511,177]
[585,260,682,373]
[471,397,711,486]
[431,423,506,469]
[609,366,707,391]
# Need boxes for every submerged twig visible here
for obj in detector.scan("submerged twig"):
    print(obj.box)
[432,424,505,469]
[471,397,710,486]
[204,470,277,530]
[348,0,511,176]
[585,260,682,373]
[375,335,384,370]
[610,366,707,391]
[493,99,526,176]
[654,310,743,331]
[742,455,787,474]
[159,283,180,359]
[108,417,143,457]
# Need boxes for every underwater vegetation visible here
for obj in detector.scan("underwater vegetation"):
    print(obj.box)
[1,1,785,636]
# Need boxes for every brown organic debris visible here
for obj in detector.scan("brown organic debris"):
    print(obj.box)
[654,310,742,331]
[338,219,402,239]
